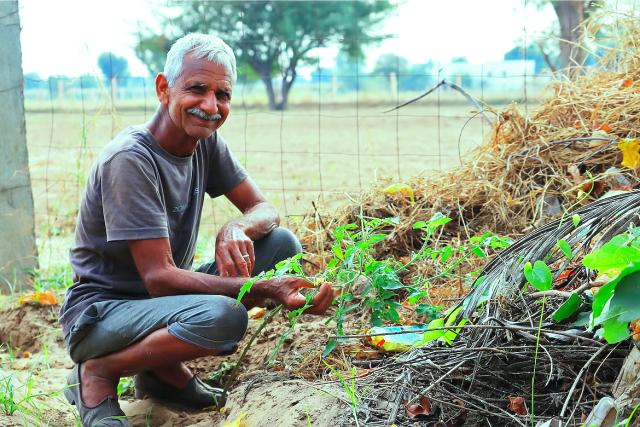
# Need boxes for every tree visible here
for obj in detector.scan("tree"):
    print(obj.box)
[503,44,559,73]
[136,1,394,110]
[371,53,410,78]
[97,52,131,81]
[536,1,604,72]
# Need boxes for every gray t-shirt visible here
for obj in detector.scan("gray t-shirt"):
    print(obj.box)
[59,125,247,337]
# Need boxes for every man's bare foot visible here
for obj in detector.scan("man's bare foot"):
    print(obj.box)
[80,360,119,407]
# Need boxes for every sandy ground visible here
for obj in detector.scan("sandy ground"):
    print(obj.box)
[0,303,356,427]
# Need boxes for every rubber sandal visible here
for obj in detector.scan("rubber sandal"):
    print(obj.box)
[64,363,131,427]
[134,371,225,408]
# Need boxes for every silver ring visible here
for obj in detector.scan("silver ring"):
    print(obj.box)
[242,254,250,258]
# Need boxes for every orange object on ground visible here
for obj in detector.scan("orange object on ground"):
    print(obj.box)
[18,291,58,305]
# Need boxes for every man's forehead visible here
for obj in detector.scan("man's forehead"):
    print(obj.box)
[180,53,234,85]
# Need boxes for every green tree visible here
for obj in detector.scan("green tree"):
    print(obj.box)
[371,53,410,78]
[135,1,394,110]
[97,52,131,80]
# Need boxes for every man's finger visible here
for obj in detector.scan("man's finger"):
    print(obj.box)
[305,282,334,315]
[215,253,228,277]
[217,251,238,277]
[230,248,251,278]
[245,241,255,275]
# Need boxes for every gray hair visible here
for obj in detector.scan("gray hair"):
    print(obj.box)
[163,33,237,86]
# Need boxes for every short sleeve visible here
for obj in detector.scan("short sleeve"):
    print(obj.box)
[205,133,248,198]
[101,150,169,242]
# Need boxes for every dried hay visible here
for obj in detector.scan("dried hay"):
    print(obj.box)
[293,7,640,307]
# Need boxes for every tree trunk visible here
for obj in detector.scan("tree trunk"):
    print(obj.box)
[280,63,297,111]
[261,75,278,111]
[553,1,586,73]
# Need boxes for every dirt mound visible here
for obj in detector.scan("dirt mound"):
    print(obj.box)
[0,302,355,427]
[0,303,65,355]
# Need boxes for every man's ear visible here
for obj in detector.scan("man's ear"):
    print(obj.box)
[156,73,170,106]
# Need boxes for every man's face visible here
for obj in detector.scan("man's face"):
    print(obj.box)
[159,53,233,141]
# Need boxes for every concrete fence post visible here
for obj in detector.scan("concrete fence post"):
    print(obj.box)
[390,72,397,98]
[0,1,39,292]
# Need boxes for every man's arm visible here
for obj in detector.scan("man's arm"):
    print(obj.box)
[128,237,334,314]
[215,177,280,277]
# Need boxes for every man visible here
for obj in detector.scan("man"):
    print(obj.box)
[58,34,334,427]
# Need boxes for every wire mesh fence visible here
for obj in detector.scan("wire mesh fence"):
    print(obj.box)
[19,0,556,271]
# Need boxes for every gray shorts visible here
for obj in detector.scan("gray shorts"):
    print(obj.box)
[65,227,302,363]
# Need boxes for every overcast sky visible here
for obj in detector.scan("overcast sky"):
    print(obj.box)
[18,0,558,79]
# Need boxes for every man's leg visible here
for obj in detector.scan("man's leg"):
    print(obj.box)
[81,328,220,406]
[67,294,247,407]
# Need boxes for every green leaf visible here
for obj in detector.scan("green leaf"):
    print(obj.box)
[601,317,630,344]
[571,312,591,327]
[552,294,581,321]
[387,309,400,323]
[418,318,445,345]
[427,213,451,232]
[583,235,640,271]
[413,221,427,229]
[359,285,373,298]
[416,304,440,318]
[572,214,580,227]
[523,261,552,291]
[332,244,344,261]
[441,246,454,262]
[236,276,261,305]
[343,303,360,313]
[323,339,337,357]
[558,239,573,260]
[608,270,640,322]
[592,263,640,320]
[472,247,486,258]
[368,234,387,244]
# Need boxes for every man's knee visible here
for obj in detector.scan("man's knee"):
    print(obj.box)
[168,296,248,351]
[261,227,302,258]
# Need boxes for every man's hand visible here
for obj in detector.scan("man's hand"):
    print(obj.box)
[215,223,255,277]
[264,277,335,315]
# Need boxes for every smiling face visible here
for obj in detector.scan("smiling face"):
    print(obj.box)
[156,52,234,144]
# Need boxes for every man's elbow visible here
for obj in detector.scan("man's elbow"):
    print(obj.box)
[142,268,173,297]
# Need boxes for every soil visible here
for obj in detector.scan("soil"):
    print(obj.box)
[0,302,356,427]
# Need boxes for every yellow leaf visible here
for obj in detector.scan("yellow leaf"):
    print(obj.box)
[618,138,640,168]
[225,413,247,427]
[382,184,415,203]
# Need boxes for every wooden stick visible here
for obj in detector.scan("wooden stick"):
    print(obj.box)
[406,360,466,406]
[559,344,608,418]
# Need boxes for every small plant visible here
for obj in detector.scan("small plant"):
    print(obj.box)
[117,377,135,398]
[205,361,237,384]
[316,361,371,427]
[240,213,510,357]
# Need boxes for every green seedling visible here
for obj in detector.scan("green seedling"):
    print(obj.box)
[316,361,371,427]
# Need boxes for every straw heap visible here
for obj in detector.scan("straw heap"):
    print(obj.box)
[293,7,640,305]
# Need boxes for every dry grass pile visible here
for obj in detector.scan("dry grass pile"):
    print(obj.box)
[293,7,640,305]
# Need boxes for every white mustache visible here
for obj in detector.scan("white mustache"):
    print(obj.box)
[187,108,222,121]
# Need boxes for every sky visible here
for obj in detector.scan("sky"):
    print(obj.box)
[18,0,558,80]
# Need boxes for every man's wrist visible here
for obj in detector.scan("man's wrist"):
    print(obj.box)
[247,277,277,299]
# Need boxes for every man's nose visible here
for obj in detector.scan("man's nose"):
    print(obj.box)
[200,91,218,114]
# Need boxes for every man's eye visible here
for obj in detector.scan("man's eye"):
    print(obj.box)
[190,86,205,93]
[217,91,231,101]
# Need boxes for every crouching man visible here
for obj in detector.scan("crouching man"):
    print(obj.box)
[58,33,334,427]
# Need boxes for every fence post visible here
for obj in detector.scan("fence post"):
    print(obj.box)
[0,1,39,293]
[111,76,117,107]
[390,72,397,97]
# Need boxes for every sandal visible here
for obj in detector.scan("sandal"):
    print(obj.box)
[64,363,131,427]
[134,371,225,409]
